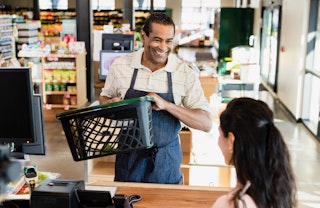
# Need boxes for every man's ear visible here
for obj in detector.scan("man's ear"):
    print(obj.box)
[227,132,235,152]
[140,30,146,41]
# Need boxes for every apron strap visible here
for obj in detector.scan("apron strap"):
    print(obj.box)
[167,72,173,93]
[130,68,139,89]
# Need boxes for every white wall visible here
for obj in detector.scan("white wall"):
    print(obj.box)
[277,0,310,119]
[166,0,181,29]
[252,1,262,60]
[221,0,236,7]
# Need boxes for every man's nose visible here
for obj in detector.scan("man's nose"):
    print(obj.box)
[158,41,168,50]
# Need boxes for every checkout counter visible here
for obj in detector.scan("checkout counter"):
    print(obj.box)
[91,181,230,208]
[3,180,230,208]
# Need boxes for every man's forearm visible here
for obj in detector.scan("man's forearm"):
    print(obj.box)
[165,102,212,132]
[99,95,111,104]
[99,96,121,104]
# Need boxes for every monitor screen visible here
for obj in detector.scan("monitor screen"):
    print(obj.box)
[0,67,46,157]
[102,33,134,51]
[0,67,35,144]
[99,50,131,80]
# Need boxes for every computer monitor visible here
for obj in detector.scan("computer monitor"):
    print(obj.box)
[0,67,46,157]
[99,50,131,80]
[101,33,134,51]
[22,94,46,155]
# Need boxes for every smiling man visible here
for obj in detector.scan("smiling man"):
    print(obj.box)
[99,12,212,184]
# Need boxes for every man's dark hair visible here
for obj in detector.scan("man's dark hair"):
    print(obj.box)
[142,12,175,36]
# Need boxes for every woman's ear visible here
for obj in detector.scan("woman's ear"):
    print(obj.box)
[227,132,235,152]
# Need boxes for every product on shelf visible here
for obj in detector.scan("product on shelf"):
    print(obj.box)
[16,21,40,50]
[0,17,14,63]
[61,70,69,82]
[69,70,76,82]
[40,9,76,37]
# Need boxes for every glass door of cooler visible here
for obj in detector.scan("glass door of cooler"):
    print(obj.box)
[301,0,320,141]
[260,6,281,92]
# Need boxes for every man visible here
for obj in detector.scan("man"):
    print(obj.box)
[99,12,212,184]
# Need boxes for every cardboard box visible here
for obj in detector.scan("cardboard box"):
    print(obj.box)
[199,76,219,101]
[180,130,192,164]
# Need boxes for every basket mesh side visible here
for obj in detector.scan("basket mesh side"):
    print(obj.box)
[67,116,147,160]
[61,102,154,161]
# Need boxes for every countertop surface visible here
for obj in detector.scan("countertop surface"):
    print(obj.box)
[91,181,230,208]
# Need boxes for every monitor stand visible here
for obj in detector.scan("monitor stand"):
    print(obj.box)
[10,152,30,162]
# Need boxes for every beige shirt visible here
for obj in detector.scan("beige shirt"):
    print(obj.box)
[100,48,211,113]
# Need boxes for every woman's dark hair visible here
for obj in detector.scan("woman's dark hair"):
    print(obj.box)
[142,12,175,36]
[220,97,296,208]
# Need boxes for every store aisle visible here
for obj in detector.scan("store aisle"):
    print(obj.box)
[273,101,320,208]
[28,90,320,208]
[28,121,85,180]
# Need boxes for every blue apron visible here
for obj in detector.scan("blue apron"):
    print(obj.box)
[114,68,182,184]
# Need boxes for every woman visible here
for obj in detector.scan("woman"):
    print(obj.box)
[212,97,296,208]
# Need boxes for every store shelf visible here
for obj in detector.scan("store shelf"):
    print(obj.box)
[40,9,76,37]
[93,9,166,31]
[0,48,12,53]
[0,40,12,46]
[45,104,78,110]
[18,52,87,111]
[16,22,40,54]
[42,53,87,110]
[0,17,14,64]
[218,75,260,102]
[45,91,77,95]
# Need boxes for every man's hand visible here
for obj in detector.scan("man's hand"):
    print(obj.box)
[147,92,169,111]
[99,96,121,105]
[146,92,212,132]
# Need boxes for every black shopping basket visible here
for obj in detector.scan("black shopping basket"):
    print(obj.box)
[56,96,154,161]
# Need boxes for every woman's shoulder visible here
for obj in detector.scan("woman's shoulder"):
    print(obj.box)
[241,194,257,208]
[211,191,257,208]
[211,193,234,208]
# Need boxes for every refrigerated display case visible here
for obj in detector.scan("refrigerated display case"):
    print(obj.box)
[218,8,254,60]
[301,0,320,141]
[260,6,281,92]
